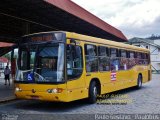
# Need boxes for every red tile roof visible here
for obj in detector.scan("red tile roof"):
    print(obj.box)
[45,0,127,41]
[0,57,9,63]
[0,42,15,48]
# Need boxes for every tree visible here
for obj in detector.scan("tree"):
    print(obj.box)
[3,52,11,60]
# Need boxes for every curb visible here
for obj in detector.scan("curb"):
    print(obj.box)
[0,97,16,104]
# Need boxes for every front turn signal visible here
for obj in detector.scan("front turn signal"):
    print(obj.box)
[47,88,63,93]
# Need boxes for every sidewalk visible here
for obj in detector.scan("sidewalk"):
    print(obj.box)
[0,75,16,103]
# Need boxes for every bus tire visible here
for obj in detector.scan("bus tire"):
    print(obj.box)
[137,74,142,89]
[88,81,98,104]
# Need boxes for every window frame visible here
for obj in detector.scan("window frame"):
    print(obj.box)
[98,46,110,72]
[85,44,98,73]
[120,49,127,58]
[66,44,83,80]
[110,48,119,58]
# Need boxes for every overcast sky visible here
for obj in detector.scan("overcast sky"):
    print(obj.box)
[71,0,160,39]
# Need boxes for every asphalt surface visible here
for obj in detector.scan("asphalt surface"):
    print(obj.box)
[0,75,15,102]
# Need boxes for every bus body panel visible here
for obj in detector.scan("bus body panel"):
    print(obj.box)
[15,31,151,103]
[15,83,70,102]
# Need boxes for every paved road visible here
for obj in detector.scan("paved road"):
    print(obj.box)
[0,74,159,120]
[0,76,15,102]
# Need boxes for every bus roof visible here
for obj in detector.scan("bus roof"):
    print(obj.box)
[22,31,149,53]
[66,32,149,53]
[22,31,65,37]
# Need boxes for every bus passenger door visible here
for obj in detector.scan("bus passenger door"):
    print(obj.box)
[66,44,86,101]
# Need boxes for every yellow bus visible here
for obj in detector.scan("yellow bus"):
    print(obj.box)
[15,31,151,103]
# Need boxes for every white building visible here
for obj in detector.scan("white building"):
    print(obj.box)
[129,37,160,73]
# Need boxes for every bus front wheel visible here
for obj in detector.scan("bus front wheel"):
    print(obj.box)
[88,81,98,104]
[137,74,142,89]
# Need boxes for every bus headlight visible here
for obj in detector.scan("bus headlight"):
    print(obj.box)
[47,88,63,93]
[15,87,22,92]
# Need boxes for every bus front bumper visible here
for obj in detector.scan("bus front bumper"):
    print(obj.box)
[15,84,69,102]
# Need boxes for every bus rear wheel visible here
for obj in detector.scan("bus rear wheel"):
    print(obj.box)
[88,81,98,104]
[137,74,142,89]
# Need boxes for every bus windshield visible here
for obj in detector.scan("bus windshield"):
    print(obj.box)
[15,43,65,83]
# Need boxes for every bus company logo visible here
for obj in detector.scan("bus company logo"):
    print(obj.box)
[111,72,116,81]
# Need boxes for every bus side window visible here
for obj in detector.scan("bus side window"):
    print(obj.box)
[110,48,117,58]
[98,46,110,71]
[142,53,148,65]
[146,53,150,64]
[126,51,130,58]
[141,53,145,64]
[134,52,137,58]
[67,44,83,80]
[126,51,132,69]
[137,52,142,64]
[129,51,136,68]
[130,51,134,58]
[106,47,110,57]
[110,48,120,71]
[121,50,127,57]
[85,44,98,72]
[134,52,138,65]
[120,49,127,70]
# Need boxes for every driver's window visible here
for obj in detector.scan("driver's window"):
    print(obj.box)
[36,46,59,82]
[67,44,83,80]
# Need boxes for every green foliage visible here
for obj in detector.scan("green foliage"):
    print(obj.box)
[3,53,11,60]
[147,34,160,40]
